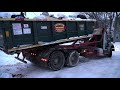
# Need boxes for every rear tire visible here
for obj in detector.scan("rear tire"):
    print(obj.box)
[66,50,80,67]
[48,51,65,71]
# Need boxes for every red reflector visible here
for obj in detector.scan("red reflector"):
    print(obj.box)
[41,58,48,62]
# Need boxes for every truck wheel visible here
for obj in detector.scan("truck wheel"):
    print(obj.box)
[66,50,80,67]
[107,48,112,57]
[48,51,65,71]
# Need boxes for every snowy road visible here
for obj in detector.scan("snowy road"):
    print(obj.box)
[0,42,120,78]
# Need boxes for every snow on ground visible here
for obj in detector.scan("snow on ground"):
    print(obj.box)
[0,42,120,78]
[0,51,21,66]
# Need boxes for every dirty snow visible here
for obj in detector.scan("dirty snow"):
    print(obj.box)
[0,42,120,78]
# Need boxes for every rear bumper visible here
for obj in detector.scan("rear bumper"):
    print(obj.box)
[26,56,48,67]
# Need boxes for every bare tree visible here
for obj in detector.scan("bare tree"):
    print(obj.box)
[83,12,120,42]
[105,12,115,31]
[112,12,120,42]
[84,12,109,28]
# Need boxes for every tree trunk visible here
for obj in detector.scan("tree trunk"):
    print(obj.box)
[113,13,119,42]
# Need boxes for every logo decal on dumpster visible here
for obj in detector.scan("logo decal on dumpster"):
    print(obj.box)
[54,23,65,32]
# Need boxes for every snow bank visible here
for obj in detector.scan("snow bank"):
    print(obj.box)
[0,50,21,66]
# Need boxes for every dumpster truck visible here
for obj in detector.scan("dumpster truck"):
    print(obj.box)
[0,17,115,70]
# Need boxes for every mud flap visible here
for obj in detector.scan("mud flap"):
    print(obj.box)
[15,52,27,64]
[15,57,27,63]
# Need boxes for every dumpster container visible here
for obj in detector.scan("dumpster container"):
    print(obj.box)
[0,18,96,53]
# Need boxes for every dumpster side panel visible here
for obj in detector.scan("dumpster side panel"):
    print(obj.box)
[0,20,96,53]
[36,21,53,42]
[52,21,67,41]
[66,21,78,38]
[86,21,95,35]
[4,21,14,49]
[10,21,34,47]
[0,21,4,48]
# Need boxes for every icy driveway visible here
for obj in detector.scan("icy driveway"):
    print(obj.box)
[0,42,120,78]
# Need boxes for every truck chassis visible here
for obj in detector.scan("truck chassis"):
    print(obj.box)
[14,28,115,71]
